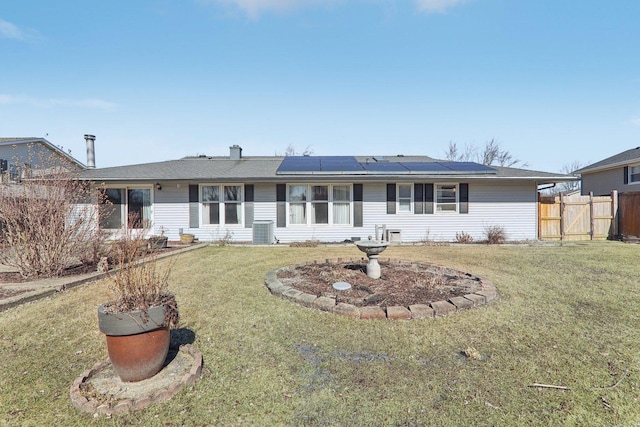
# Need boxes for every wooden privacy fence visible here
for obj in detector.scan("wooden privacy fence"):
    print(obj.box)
[538,192,617,241]
[618,191,640,239]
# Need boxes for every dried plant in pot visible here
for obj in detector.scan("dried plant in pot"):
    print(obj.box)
[98,224,179,382]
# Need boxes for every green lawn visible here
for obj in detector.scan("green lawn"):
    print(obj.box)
[1,243,640,426]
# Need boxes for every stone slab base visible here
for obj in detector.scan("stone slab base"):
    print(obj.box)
[70,344,203,417]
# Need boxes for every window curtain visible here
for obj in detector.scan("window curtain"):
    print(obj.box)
[290,204,306,224]
[333,203,350,224]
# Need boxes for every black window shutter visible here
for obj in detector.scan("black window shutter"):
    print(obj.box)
[244,184,254,228]
[624,166,629,185]
[414,183,424,214]
[0,159,7,172]
[276,184,286,227]
[424,183,434,214]
[459,183,469,214]
[386,184,396,214]
[353,184,363,227]
[189,185,199,228]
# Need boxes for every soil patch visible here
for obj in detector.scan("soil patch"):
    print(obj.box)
[0,244,186,285]
[277,259,483,308]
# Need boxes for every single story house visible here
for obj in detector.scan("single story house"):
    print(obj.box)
[0,137,87,183]
[78,145,574,243]
[575,147,640,196]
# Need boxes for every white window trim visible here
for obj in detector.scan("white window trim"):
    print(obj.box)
[286,183,353,226]
[628,164,640,185]
[199,183,244,227]
[99,185,154,231]
[397,183,413,214]
[435,183,459,214]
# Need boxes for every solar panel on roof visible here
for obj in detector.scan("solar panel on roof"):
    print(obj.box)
[361,162,409,172]
[277,156,363,173]
[277,156,497,175]
[440,162,496,173]
[320,157,363,172]
[399,162,451,172]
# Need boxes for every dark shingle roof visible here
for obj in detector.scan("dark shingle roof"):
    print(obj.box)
[0,137,86,169]
[576,147,640,174]
[78,155,574,183]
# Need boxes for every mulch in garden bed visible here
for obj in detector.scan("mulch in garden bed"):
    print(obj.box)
[276,259,483,308]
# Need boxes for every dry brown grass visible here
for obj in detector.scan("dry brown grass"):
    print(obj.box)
[1,242,640,426]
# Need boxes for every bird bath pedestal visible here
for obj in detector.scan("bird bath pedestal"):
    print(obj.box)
[355,241,390,279]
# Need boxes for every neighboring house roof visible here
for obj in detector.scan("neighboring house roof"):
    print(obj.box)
[575,147,640,174]
[78,154,574,184]
[0,137,86,169]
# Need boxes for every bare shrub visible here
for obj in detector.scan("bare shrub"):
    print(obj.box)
[214,229,234,247]
[104,217,179,327]
[484,225,507,244]
[0,148,108,278]
[455,231,474,244]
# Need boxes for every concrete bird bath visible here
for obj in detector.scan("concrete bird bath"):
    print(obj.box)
[355,240,389,279]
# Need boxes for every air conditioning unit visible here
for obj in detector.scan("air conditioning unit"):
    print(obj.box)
[253,220,274,245]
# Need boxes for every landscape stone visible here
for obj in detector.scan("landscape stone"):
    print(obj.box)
[360,306,387,320]
[449,296,473,310]
[333,302,360,318]
[464,293,484,306]
[282,288,303,300]
[386,306,412,320]
[475,289,497,302]
[409,304,434,319]
[430,300,457,317]
[313,296,336,311]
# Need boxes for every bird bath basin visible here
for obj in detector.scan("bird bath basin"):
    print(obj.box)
[355,241,389,279]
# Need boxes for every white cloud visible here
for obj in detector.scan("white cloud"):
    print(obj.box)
[414,0,472,13]
[0,94,116,110]
[200,0,336,18]
[631,117,640,127]
[0,18,40,41]
[199,0,470,18]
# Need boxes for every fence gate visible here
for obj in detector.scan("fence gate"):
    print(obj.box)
[618,191,640,238]
[538,192,616,241]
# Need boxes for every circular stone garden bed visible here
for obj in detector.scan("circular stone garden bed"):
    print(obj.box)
[265,258,497,320]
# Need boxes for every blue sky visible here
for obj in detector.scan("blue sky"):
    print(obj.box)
[1,0,639,172]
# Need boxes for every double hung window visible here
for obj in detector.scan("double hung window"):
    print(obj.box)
[398,184,412,212]
[629,165,640,183]
[435,184,457,212]
[201,184,243,225]
[288,184,351,226]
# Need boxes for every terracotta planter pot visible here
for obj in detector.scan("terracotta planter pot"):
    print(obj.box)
[98,304,170,382]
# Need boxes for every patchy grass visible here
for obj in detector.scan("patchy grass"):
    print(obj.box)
[1,243,640,425]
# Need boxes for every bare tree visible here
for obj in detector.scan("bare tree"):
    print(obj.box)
[444,141,477,162]
[555,161,583,194]
[445,139,527,167]
[276,144,314,156]
[0,148,107,278]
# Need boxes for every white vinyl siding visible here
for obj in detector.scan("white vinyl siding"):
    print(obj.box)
[149,180,538,243]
